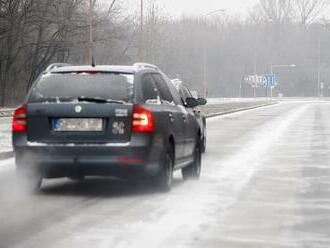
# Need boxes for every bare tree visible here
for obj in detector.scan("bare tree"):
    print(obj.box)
[294,0,329,27]
[258,0,294,24]
[0,0,33,106]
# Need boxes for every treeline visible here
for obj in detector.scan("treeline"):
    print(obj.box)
[0,0,135,106]
[1,0,329,106]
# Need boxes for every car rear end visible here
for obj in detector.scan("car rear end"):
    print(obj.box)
[12,67,164,180]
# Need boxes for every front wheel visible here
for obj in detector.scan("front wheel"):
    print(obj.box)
[182,143,202,180]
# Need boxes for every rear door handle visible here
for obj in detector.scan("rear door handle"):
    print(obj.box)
[182,115,187,122]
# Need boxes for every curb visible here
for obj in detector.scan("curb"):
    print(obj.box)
[0,102,277,161]
[0,151,14,160]
[0,109,14,118]
[205,102,277,118]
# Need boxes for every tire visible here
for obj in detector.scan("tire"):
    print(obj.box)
[155,146,174,192]
[201,122,206,153]
[201,134,206,153]
[182,142,202,180]
[16,164,42,193]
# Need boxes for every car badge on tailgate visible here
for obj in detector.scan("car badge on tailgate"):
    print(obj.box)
[75,105,82,113]
[115,109,128,117]
[112,121,125,135]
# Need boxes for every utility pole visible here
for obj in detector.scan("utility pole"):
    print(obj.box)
[138,0,144,62]
[317,29,321,97]
[87,0,94,65]
[202,9,225,98]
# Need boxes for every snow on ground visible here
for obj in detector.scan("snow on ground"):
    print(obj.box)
[0,117,12,152]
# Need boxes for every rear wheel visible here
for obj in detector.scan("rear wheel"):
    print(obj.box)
[16,164,42,193]
[182,142,202,180]
[155,146,174,192]
[201,134,206,153]
[201,125,206,153]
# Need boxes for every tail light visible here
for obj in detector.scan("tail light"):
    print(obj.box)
[12,105,27,132]
[132,105,154,133]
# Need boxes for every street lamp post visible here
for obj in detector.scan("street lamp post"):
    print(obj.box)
[270,64,296,74]
[202,9,226,98]
[270,64,296,97]
[87,0,94,65]
[139,0,144,62]
[317,64,326,97]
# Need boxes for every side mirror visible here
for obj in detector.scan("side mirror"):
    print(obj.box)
[197,97,207,106]
[185,97,199,108]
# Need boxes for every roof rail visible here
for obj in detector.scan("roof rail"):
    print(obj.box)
[171,78,183,84]
[133,63,160,71]
[44,63,72,73]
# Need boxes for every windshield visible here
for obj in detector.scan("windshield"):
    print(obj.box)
[28,72,134,103]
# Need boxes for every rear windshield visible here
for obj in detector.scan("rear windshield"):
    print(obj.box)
[28,72,134,103]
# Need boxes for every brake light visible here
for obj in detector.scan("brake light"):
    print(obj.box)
[12,105,27,132]
[132,105,154,132]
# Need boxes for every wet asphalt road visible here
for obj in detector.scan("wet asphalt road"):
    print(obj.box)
[0,100,330,248]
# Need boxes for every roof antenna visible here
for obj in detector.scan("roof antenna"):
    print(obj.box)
[91,55,96,67]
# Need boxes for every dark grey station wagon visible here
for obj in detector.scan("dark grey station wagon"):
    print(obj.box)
[12,64,206,192]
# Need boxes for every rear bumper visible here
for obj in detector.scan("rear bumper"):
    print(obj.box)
[13,133,165,178]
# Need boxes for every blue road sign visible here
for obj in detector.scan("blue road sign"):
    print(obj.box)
[263,74,276,87]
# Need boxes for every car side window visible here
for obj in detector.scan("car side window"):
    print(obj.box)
[166,79,183,105]
[179,87,187,104]
[183,86,192,99]
[178,86,190,105]
[141,74,160,102]
[152,74,174,103]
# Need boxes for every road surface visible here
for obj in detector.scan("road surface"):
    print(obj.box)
[0,100,330,248]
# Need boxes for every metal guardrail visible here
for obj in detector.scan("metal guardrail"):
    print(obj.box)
[0,109,14,118]
[0,99,264,118]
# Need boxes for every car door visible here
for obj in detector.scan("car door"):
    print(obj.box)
[179,85,197,157]
[151,73,186,163]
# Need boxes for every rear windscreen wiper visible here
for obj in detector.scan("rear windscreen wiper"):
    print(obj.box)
[77,96,125,104]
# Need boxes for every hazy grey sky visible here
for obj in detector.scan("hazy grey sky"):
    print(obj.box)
[156,0,258,17]
[126,0,259,17]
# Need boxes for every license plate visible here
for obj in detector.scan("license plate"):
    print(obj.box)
[52,118,103,132]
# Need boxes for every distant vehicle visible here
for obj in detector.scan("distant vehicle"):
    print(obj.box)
[171,79,207,153]
[12,64,206,192]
